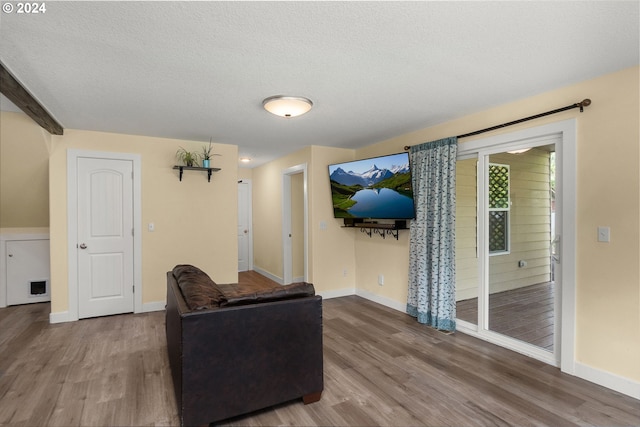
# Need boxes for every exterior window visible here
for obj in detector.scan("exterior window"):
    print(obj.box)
[488,163,510,254]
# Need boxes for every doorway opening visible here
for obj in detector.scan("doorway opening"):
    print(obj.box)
[282,164,308,285]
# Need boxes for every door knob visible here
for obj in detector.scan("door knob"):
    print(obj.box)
[79,243,87,249]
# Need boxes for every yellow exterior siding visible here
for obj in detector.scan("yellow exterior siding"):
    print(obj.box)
[489,148,552,294]
[455,158,479,300]
[455,148,552,300]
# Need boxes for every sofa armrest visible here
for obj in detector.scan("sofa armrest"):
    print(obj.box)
[165,271,189,414]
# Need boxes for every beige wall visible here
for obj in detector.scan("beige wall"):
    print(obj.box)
[238,167,252,181]
[253,66,639,383]
[251,148,310,280]
[0,111,51,227]
[349,66,639,381]
[48,130,238,312]
[251,145,357,294]
[309,146,358,294]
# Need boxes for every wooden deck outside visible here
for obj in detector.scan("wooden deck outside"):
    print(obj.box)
[456,281,555,350]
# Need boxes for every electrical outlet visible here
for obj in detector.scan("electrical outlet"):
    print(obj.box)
[378,274,384,286]
[343,269,348,277]
[148,222,155,232]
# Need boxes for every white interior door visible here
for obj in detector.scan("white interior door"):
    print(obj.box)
[238,180,252,272]
[77,157,134,319]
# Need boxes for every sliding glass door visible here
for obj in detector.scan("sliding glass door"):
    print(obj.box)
[455,135,562,366]
[486,145,557,352]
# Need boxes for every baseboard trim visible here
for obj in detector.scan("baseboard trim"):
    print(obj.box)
[142,301,165,312]
[574,362,640,400]
[355,288,406,312]
[50,302,165,323]
[49,310,73,324]
[251,267,283,285]
[318,288,355,300]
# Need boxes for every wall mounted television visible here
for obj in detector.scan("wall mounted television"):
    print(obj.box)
[328,152,415,220]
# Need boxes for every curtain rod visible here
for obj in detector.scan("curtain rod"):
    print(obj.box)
[404,98,591,151]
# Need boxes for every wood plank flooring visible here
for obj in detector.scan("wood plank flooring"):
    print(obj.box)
[0,302,177,426]
[1,275,638,426]
[456,282,555,350]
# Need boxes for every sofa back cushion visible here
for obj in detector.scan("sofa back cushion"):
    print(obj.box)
[172,264,317,311]
[220,281,315,307]
[172,264,225,310]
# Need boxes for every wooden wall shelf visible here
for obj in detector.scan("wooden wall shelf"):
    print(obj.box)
[173,166,221,182]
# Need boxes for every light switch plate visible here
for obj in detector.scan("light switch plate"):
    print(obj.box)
[597,226,610,243]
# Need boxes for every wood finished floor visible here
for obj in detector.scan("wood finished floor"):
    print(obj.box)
[1,275,638,426]
[456,282,555,350]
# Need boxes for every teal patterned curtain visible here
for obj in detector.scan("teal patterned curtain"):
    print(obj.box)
[407,137,457,331]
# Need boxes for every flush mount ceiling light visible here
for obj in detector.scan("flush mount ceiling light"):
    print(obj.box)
[262,95,313,118]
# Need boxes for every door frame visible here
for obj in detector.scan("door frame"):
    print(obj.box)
[237,179,254,272]
[456,119,576,374]
[66,149,142,322]
[282,164,308,285]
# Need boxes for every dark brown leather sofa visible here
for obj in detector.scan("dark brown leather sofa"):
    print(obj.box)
[165,265,323,426]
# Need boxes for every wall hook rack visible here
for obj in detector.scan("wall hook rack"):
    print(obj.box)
[359,227,401,240]
[342,219,408,241]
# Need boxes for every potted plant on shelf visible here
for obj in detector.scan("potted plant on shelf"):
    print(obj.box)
[200,139,220,168]
[176,147,199,167]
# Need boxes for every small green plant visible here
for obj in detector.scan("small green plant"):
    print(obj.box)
[200,139,222,168]
[176,147,199,167]
[201,139,222,161]
[201,141,213,161]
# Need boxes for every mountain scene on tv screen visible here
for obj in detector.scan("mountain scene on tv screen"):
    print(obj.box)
[330,156,414,219]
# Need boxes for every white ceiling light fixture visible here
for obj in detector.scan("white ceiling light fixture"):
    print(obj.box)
[263,95,313,118]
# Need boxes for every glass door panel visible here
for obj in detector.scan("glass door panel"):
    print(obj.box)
[455,157,479,325]
[486,145,556,351]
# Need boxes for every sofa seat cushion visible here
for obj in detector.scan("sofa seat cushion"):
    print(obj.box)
[218,281,315,307]
[172,264,225,310]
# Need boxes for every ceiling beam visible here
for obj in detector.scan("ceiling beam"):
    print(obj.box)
[0,63,64,135]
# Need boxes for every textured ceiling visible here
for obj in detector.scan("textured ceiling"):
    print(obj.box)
[1,1,638,167]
